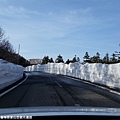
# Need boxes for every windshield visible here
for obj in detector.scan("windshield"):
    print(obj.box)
[0,0,120,118]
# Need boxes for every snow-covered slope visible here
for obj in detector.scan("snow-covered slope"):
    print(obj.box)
[0,59,24,90]
[25,62,120,89]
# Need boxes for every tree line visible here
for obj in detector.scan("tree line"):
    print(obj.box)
[41,54,80,64]
[41,51,120,65]
[83,51,120,64]
[0,27,30,67]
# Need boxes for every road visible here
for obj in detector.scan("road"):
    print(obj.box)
[0,71,120,108]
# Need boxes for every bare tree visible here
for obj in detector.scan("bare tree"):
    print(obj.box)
[0,27,14,53]
[0,27,30,66]
[0,27,5,41]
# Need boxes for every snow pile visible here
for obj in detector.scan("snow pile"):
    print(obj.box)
[25,62,120,89]
[0,59,24,90]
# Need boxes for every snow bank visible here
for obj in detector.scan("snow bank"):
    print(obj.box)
[0,59,24,90]
[25,62,120,89]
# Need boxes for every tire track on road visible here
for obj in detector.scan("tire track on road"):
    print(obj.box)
[16,85,31,107]
[54,81,77,106]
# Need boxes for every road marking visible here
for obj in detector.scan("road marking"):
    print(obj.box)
[55,81,62,88]
[0,75,28,97]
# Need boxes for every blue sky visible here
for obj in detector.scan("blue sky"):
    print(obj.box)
[0,0,120,61]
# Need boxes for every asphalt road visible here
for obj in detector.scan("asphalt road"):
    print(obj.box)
[0,71,120,108]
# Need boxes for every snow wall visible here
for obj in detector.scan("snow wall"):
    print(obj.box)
[25,62,120,89]
[0,59,24,90]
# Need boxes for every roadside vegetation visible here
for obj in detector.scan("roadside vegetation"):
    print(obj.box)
[0,27,30,67]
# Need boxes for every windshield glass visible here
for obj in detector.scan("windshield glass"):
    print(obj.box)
[0,0,120,117]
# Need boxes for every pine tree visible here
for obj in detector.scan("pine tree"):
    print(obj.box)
[42,56,49,64]
[72,55,77,63]
[110,53,117,63]
[96,52,100,62]
[77,57,80,62]
[114,44,120,62]
[55,54,64,63]
[83,52,90,63]
[90,56,96,63]
[91,52,101,63]
[103,53,109,63]
[49,58,54,63]
[66,59,70,64]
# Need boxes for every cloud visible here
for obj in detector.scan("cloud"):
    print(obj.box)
[0,5,99,45]
[0,5,39,17]
[0,4,108,45]
[55,8,93,25]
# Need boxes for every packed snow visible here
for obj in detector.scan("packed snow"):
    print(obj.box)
[0,59,24,90]
[25,62,120,89]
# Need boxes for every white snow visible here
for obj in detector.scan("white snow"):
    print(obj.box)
[0,59,24,90]
[25,62,120,89]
